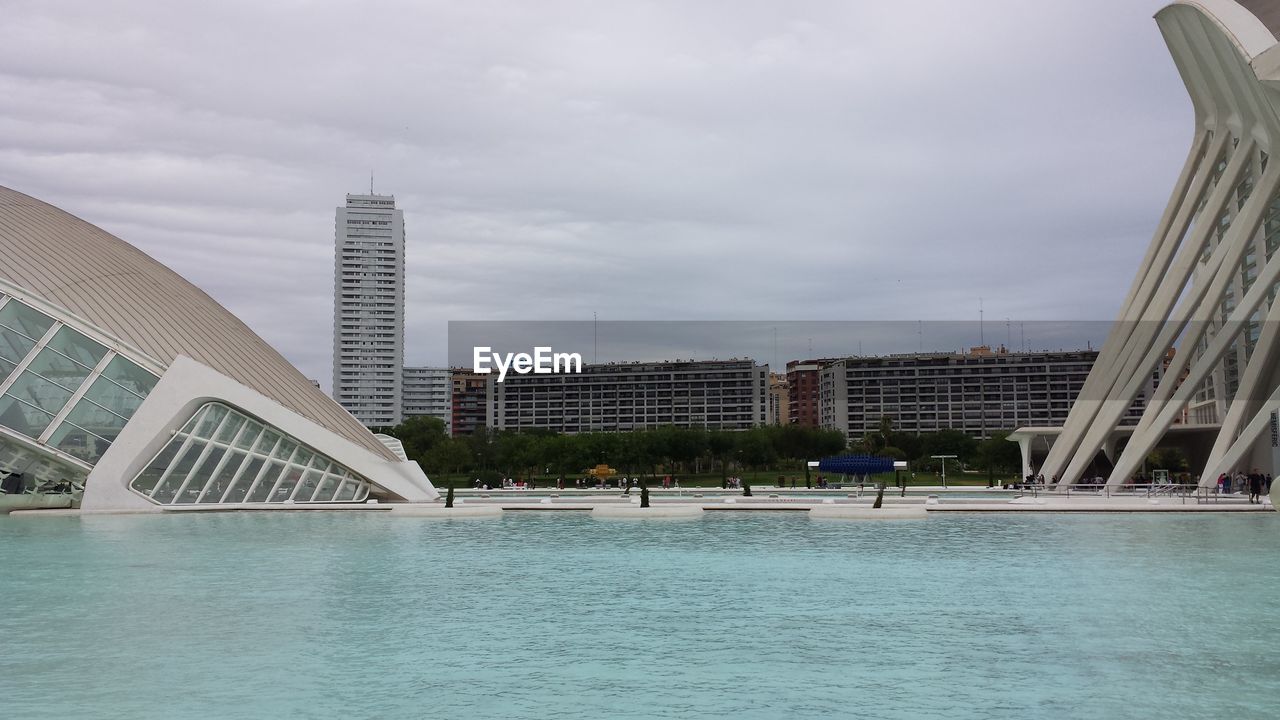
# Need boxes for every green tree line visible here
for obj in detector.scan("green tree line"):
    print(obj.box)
[374,415,1025,482]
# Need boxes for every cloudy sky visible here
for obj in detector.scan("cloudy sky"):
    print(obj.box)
[0,0,1189,385]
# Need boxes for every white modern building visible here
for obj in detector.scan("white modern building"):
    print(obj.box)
[1024,0,1280,488]
[820,348,1149,441]
[332,193,405,427]
[0,186,436,512]
[488,359,769,433]
[402,366,452,432]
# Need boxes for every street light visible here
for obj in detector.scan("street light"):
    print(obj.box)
[931,454,958,489]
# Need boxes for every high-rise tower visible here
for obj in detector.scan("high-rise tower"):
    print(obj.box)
[332,193,404,427]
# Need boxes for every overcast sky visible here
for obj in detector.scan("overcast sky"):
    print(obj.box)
[0,0,1189,386]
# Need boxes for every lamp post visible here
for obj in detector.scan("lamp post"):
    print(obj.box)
[931,454,957,489]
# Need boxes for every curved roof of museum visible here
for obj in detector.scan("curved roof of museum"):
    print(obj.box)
[1168,1,1280,60]
[0,185,395,461]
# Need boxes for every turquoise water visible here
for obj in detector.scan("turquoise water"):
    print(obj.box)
[1,512,1276,719]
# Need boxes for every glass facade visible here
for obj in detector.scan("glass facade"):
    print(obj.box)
[129,402,371,505]
[0,292,157,469]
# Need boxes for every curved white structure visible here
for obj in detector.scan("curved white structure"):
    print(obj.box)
[1037,0,1280,487]
[0,186,437,510]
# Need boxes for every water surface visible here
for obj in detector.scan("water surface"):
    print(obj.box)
[1,511,1276,719]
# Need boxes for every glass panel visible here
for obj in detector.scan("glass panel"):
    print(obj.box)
[333,480,357,502]
[131,441,182,495]
[61,399,128,442]
[0,394,57,438]
[271,439,298,463]
[81,376,145,420]
[174,446,225,504]
[151,440,205,504]
[234,421,262,451]
[215,415,245,444]
[312,474,341,502]
[255,429,281,454]
[222,456,265,503]
[0,300,54,341]
[24,347,91,391]
[0,327,36,365]
[127,402,376,506]
[43,327,106,369]
[194,405,228,438]
[247,462,286,502]
[290,449,314,469]
[199,450,246,503]
[294,468,325,501]
[100,356,157,398]
[4,371,74,414]
[271,466,304,502]
[0,356,15,385]
[47,423,112,465]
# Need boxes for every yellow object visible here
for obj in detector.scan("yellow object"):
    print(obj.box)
[587,464,618,479]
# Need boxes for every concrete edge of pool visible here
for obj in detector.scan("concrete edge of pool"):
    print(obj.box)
[4,496,1274,517]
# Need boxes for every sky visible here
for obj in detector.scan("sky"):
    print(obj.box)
[0,0,1191,386]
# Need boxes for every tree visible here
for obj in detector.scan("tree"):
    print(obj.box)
[1147,447,1189,472]
[919,429,979,466]
[737,427,777,479]
[708,430,737,485]
[975,432,1021,473]
[378,416,449,464]
[423,437,473,476]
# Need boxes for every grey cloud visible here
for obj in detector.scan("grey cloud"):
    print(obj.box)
[0,0,1184,386]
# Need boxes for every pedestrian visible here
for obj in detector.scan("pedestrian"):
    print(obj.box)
[1249,469,1264,504]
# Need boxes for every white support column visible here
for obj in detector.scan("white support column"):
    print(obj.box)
[1058,137,1254,485]
[1040,131,1221,482]
[1107,163,1280,483]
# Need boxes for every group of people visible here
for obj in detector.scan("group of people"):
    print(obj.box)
[1216,470,1272,503]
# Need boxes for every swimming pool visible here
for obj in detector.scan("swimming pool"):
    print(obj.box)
[1,512,1275,719]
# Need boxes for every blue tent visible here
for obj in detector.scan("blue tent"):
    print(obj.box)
[817,454,895,476]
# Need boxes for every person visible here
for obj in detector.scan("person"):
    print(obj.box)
[1266,474,1273,494]
[1248,469,1264,504]
[663,475,670,489]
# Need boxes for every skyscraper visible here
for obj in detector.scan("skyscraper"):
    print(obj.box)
[332,193,404,427]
